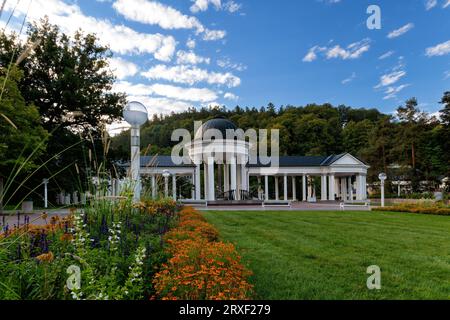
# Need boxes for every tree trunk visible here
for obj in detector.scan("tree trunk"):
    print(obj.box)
[411,143,416,169]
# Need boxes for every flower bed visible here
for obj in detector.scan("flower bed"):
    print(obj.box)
[373,203,450,216]
[0,199,179,300]
[152,207,254,300]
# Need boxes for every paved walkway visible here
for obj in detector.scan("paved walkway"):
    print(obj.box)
[1,209,71,228]
[195,201,371,211]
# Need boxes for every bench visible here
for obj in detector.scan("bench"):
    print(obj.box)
[181,200,208,207]
[263,200,292,208]
[340,201,371,210]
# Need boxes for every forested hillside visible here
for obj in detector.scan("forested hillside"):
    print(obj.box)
[111,93,450,191]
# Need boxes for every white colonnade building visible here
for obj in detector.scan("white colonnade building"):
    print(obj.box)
[135,118,369,203]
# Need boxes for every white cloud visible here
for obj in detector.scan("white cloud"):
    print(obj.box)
[202,29,227,41]
[326,38,371,60]
[444,70,450,79]
[108,57,139,80]
[190,0,222,13]
[377,70,407,87]
[387,23,414,39]
[303,39,370,62]
[444,0,450,8]
[113,81,218,103]
[303,46,319,62]
[190,0,241,13]
[425,40,450,57]
[187,38,196,49]
[4,0,176,61]
[379,50,395,60]
[223,1,242,13]
[375,57,407,90]
[176,50,211,65]
[383,84,411,100]
[224,92,239,101]
[341,72,356,85]
[425,0,437,10]
[141,65,241,88]
[113,0,226,41]
[217,57,247,71]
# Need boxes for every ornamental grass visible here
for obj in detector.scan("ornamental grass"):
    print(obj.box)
[153,207,254,300]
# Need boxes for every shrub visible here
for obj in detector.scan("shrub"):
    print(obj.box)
[153,207,253,300]
[373,203,450,216]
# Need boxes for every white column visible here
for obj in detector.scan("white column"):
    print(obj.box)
[195,164,201,200]
[257,177,262,200]
[164,176,169,198]
[230,157,237,200]
[302,175,307,202]
[307,178,312,200]
[321,175,327,201]
[204,163,208,200]
[348,177,353,202]
[275,177,279,200]
[355,174,361,200]
[236,164,241,200]
[152,175,157,199]
[264,175,269,201]
[342,177,348,201]
[191,173,195,200]
[328,175,335,201]
[224,164,229,193]
[283,175,288,200]
[172,175,177,201]
[241,161,248,192]
[207,157,215,201]
[362,175,367,200]
[292,176,297,201]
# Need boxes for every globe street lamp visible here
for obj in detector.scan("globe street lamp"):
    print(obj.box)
[378,172,387,208]
[162,170,171,198]
[123,102,148,203]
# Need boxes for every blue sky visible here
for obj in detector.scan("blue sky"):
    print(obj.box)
[2,0,450,122]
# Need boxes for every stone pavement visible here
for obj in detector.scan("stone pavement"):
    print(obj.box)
[1,209,71,229]
[194,201,371,211]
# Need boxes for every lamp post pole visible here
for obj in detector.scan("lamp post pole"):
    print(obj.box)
[43,179,49,209]
[379,173,387,208]
[123,102,148,203]
[130,125,141,203]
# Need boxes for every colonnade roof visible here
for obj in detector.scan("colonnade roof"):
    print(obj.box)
[134,153,367,168]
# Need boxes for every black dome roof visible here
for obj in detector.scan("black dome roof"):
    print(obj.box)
[195,117,238,140]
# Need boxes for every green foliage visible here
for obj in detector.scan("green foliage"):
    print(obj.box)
[0,19,126,200]
[0,67,48,184]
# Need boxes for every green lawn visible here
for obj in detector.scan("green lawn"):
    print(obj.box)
[202,210,450,300]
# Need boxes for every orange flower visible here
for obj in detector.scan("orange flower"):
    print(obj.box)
[153,207,253,300]
[36,252,54,263]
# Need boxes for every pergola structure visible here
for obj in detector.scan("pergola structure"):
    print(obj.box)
[135,118,370,203]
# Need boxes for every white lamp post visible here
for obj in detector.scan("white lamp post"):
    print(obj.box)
[123,101,148,203]
[379,172,387,207]
[43,179,49,209]
[162,170,171,198]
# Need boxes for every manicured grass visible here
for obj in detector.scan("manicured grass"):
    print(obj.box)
[202,210,450,300]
